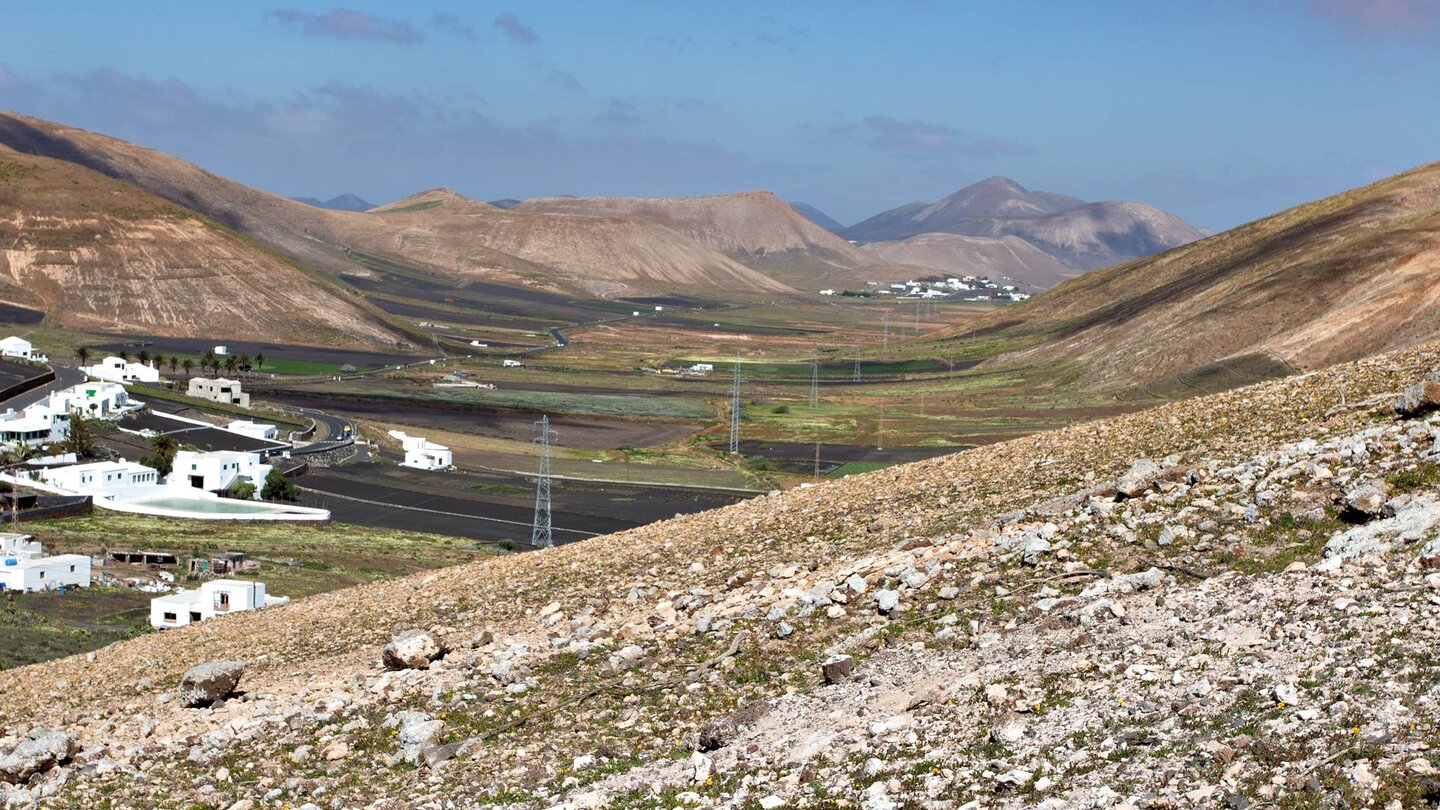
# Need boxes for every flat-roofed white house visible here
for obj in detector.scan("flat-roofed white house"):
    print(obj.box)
[187,377,250,408]
[0,553,90,592]
[48,381,132,418]
[149,579,288,629]
[387,430,453,470]
[82,356,160,384]
[35,460,160,494]
[0,405,67,448]
[0,336,42,362]
[225,420,277,440]
[0,381,136,450]
[0,533,42,561]
[170,450,271,495]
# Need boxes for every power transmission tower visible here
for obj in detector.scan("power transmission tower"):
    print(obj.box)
[809,360,818,408]
[914,300,921,333]
[728,356,741,454]
[530,414,556,549]
[853,341,861,382]
[883,313,889,351]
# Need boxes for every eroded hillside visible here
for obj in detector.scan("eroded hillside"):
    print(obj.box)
[0,148,404,348]
[6,342,1440,808]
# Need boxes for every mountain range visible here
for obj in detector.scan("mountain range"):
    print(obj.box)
[292,193,375,212]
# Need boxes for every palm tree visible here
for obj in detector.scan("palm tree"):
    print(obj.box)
[74,346,91,366]
[118,350,130,364]
[200,352,215,377]
[254,353,266,373]
[236,354,252,378]
[182,358,195,377]
[224,355,239,377]
[137,350,151,367]
[167,356,179,375]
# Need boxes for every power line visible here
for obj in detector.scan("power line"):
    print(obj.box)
[728,356,741,454]
[809,360,818,408]
[883,313,889,351]
[530,414,556,549]
[853,341,861,382]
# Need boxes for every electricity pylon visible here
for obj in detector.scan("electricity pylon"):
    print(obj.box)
[809,360,818,408]
[530,415,556,548]
[728,356,741,454]
[853,341,861,382]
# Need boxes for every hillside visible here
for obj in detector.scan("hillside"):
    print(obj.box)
[513,191,917,289]
[966,162,1440,390]
[5,339,1440,807]
[861,232,1078,289]
[948,200,1207,271]
[0,146,405,347]
[0,112,797,301]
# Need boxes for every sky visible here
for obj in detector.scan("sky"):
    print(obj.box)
[0,0,1437,230]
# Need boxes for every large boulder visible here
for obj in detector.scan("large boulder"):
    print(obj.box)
[1395,380,1440,418]
[391,710,445,764]
[177,661,246,708]
[0,728,75,783]
[383,629,447,670]
[1115,459,1161,499]
[1341,480,1389,523]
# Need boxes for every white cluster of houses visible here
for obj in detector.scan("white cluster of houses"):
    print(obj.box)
[0,533,89,593]
[857,276,1031,302]
[388,430,453,470]
[0,380,134,449]
[149,578,288,629]
[29,448,275,500]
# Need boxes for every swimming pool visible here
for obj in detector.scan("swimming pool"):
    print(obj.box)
[131,496,296,515]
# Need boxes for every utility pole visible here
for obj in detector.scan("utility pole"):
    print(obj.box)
[728,356,741,454]
[883,313,889,351]
[877,403,885,451]
[813,441,821,481]
[809,360,818,408]
[914,300,921,333]
[530,414,556,549]
[853,341,861,382]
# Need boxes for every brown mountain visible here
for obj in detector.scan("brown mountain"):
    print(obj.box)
[965,162,1440,389]
[860,233,1077,289]
[514,190,925,290]
[0,111,796,300]
[0,145,404,347]
[842,177,1203,282]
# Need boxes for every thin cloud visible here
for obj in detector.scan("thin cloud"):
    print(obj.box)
[545,70,583,93]
[494,13,540,45]
[859,115,1037,160]
[594,98,643,126]
[1302,0,1440,35]
[264,8,423,45]
[430,13,477,42]
[754,15,808,46]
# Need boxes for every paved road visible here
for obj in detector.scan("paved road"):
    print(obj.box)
[284,406,358,455]
[0,364,85,410]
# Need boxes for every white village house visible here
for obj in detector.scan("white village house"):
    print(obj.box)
[0,336,46,363]
[82,356,160,384]
[149,579,288,629]
[0,532,90,592]
[387,430,453,470]
[187,377,250,408]
[225,420,278,440]
[35,460,160,494]
[171,450,271,496]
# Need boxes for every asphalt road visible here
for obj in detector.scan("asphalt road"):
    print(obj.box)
[284,406,358,455]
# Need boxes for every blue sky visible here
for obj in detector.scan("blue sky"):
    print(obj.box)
[0,1,1436,229]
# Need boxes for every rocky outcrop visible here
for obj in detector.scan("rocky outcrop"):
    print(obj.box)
[177,661,246,708]
[382,629,446,670]
[0,729,74,783]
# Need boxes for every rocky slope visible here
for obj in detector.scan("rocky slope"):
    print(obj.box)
[788,202,845,234]
[964,161,1440,391]
[0,111,796,301]
[0,146,404,347]
[6,341,1440,808]
[843,177,1084,243]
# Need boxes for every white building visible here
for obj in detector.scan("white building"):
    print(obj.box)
[0,533,42,561]
[690,363,715,373]
[213,345,229,356]
[0,553,90,593]
[35,460,160,494]
[503,359,524,368]
[225,420,277,440]
[0,381,134,449]
[187,377,250,408]
[82,356,160,384]
[0,336,43,362]
[387,430,453,470]
[149,579,288,629]
[170,450,271,495]
[818,289,836,296]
